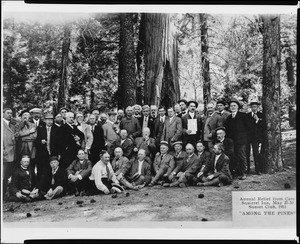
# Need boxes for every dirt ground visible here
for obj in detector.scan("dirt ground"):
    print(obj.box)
[2,130,296,223]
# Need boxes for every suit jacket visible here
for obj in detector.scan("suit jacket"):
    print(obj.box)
[77,122,93,150]
[170,150,188,170]
[39,166,68,191]
[9,166,36,195]
[153,152,175,176]
[67,159,92,179]
[174,153,200,175]
[181,113,203,146]
[153,116,168,142]
[202,112,223,141]
[161,116,182,145]
[218,110,231,125]
[89,124,106,164]
[138,115,155,138]
[111,156,130,176]
[203,153,232,180]
[120,117,141,139]
[3,120,16,162]
[36,124,60,159]
[246,111,264,143]
[134,137,156,157]
[122,158,152,184]
[196,151,211,174]
[113,138,134,159]
[102,121,118,145]
[224,111,249,145]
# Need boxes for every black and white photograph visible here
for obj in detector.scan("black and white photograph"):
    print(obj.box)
[1,1,297,242]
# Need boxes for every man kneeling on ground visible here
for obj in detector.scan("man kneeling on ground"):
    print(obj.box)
[149,141,175,186]
[89,150,124,194]
[169,143,201,188]
[66,149,92,196]
[118,149,152,189]
[197,143,232,187]
[9,155,40,202]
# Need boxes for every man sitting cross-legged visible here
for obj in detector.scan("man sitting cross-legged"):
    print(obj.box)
[118,149,152,189]
[169,143,201,188]
[197,143,232,187]
[66,149,92,196]
[9,155,40,202]
[89,150,124,195]
[149,141,175,186]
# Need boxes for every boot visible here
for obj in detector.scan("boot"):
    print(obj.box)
[203,178,220,186]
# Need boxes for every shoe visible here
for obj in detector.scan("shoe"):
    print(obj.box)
[163,183,170,187]
[170,181,180,187]
[197,182,205,187]
[148,182,155,187]
[179,183,187,188]
[238,175,246,180]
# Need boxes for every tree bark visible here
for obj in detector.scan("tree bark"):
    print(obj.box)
[200,13,211,110]
[58,24,71,110]
[285,56,296,128]
[118,13,136,109]
[260,15,283,173]
[144,13,180,108]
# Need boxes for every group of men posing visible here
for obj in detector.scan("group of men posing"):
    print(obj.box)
[3,97,264,202]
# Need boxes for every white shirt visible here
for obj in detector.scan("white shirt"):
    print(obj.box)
[169,115,175,123]
[138,160,144,175]
[231,112,237,118]
[3,118,10,126]
[159,115,165,123]
[189,112,195,119]
[142,116,148,128]
[33,119,40,126]
[214,154,221,173]
[120,139,126,145]
[77,123,83,132]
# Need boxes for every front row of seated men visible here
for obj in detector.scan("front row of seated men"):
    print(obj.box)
[9,140,232,202]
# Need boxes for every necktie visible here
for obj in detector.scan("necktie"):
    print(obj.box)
[51,170,55,185]
[92,125,95,132]
[160,117,163,123]
[47,126,51,154]
[106,164,111,180]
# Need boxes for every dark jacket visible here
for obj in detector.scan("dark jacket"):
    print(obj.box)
[36,124,60,158]
[196,151,211,174]
[122,158,152,184]
[181,113,203,147]
[66,159,92,179]
[89,124,106,165]
[39,167,68,192]
[171,150,188,170]
[120,117,142,139]
[246,111,264,143]
[203,153,232,181]
[224,111,249,145]
[10,166,36,195]
[113,137,134,159]
[174,153,200,175]
[138,115,155,138]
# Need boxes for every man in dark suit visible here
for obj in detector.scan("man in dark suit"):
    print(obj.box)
[120,106,142,140]
[57,112,84,169]
[177,99,188,118]
[197,143,232,187]
[246,101,264,175]
[169,143,201,187]
[153,106,167,150]
[138,105,155,138]
[195,140,211,178]
[35,113,60,181]
[66,149,92,196]
[216,100,231,125]
[113,129,134,159]
[161,106,182,146]
[181,101,203,148]
[224,98,250,180]
[213,127,235,175]
[88,114,106,165]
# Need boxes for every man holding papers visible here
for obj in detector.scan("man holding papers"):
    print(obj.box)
[181,101,203,148]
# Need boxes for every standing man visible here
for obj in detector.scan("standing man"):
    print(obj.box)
[102,111,119,155]
[174,103,181,117]
[138,105,155,138]
[29,107,46,128]
[161,106,182,146]
[35,113,59,181]
[224,98,249,180]
[120,106,142,140]
[216,100,231,125]
[3,108,18,199]
[153,106,167,150]
[246,101,264,175]
[150,105,158,119]
[88,114,106,165]
[58,112,84,169]
[133,104,142,119]
[75,111,93,155]
[178,99,188,118]
[181,101,203,148]
[202,102,222,153]
[59,107,69,124]
[91,108,101,126]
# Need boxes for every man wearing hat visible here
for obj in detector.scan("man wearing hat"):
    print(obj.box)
[246,101,264,175]
[181,101,203,148]
[224,98,250,180]
[216,100,231,125]
[35,113,60,181]
[177,99,188,118]
[29,107,45,128]
[213,127,235,175]
[149,141,175,186]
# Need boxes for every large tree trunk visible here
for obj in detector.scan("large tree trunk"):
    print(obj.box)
[144,13,180,108]
[118,13,136,109]
[58,24,71,110]
[260,15,283,173]
[200,13,211,110]
[285,56,296,128]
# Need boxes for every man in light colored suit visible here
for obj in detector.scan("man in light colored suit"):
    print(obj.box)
[3,108,18,199]
[149,141,175,186]
[133,127,156,160]
[161,106,182,146]
[75,111,93,155]
[102,112,119,155]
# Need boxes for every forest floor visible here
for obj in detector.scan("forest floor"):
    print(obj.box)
[2,130,296,224]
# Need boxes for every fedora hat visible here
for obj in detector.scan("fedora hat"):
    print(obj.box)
[228,98,241,108]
